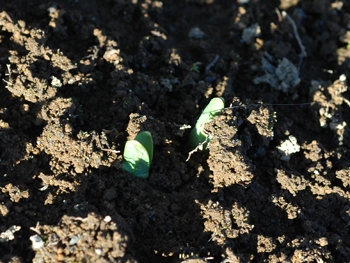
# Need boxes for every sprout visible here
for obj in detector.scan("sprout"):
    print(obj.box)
[189,97,225,150]
[121,131,154,178]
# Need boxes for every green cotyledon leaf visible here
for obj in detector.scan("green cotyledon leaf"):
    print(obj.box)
[121,139,150,178]
[189,97,225,150]
[134,131,153,163]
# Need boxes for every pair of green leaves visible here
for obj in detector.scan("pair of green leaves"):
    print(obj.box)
[121,131,153,178]
[121,97,224,178]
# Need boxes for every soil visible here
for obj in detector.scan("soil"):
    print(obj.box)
[0,0,350,262]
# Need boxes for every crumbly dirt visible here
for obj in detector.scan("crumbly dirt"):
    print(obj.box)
[0,0,350,262]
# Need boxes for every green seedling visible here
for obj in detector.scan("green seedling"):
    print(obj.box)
[190,62,201,73]
[121,131,154,178]
[189,97,225,150]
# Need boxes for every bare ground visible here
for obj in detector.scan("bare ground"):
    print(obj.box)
[0,0,350,262]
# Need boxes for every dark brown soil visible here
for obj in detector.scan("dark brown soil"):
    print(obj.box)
[0,0,350,262]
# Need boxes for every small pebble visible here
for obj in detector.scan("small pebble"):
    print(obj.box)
[69,235,79,246]
[30,235,44,250]
[188,27,205,39]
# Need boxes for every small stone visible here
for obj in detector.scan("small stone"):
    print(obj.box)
[69,235,79,246]
[30,235,44,250]
[103,216,112,223]
[188,27,205,39]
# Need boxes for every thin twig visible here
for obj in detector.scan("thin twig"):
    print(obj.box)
[226,102,311,110]
[205,55,220,72]
[186,136,211,162]
[30,222,41,235]
[275,8,283,22]
[279,10,307,69]
[100,148,120,154]
[5,64,11,76]
[2,79,13,87]
[3,64,13,87]
[281,11,307,57]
